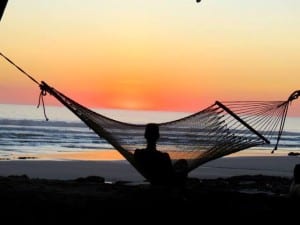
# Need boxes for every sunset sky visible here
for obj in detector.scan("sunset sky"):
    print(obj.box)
[0,0,299,114]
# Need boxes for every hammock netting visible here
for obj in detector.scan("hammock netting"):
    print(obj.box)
[40,82,299,175]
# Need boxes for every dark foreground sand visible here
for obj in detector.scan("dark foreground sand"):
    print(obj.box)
[0,174,298,224]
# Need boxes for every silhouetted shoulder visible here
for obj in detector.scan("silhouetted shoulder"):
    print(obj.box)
[134,149,173,185]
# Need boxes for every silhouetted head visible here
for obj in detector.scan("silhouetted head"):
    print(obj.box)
[144,123,160,144]
[294,164,300,184]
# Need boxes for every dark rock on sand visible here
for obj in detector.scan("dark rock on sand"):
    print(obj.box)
[288,152,300,156]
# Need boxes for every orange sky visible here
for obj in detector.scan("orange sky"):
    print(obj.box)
[1,1,300,115]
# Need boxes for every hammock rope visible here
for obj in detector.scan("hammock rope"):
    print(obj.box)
[1,52,299,180]
[37,88,49,121]
[0,52,49,120]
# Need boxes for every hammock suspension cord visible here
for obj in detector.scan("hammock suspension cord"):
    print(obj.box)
[0,52,49,120]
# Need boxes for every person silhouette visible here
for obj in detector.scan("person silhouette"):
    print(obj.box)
[134,123,174,185]
[134,123,188,186]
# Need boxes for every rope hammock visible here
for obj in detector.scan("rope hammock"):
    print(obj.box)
[1,52,299,183]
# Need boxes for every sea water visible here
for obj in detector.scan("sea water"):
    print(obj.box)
[0,104,189,158]
[0,103,299,158]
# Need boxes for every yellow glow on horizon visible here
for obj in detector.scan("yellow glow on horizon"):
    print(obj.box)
[1,1,300,115]
[36,150,124,161]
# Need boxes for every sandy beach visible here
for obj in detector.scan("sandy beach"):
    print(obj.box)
[0,149,299,223]
[0,149,298,182]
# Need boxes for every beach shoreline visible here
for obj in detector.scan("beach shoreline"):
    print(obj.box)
[0,149,298,182]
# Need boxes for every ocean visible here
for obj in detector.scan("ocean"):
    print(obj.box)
[0,104,189,158]
[0,103,299,159]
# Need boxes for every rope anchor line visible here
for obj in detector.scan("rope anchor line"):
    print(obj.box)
[0,52,49,120]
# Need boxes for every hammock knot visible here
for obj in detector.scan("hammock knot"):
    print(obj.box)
[37,83,49,121]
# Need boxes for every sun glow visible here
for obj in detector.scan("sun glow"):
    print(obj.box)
[0,1,299,115]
